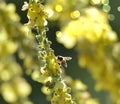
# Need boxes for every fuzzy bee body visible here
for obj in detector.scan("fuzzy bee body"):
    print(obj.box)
[56,55,72,68]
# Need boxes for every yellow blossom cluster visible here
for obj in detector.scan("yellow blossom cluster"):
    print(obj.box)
[57,7,117,48]
[0,1,32,104]
[46,0,110,25]
[45,0,120,103]
[22,0,48,28]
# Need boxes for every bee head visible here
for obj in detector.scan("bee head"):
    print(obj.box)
[57,55,63,61]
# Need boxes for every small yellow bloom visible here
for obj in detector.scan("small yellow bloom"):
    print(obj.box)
[22,1,48,27]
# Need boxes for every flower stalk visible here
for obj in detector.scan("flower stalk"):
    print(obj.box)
[22,0,76,104]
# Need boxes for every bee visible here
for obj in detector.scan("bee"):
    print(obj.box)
[56,55,72,68]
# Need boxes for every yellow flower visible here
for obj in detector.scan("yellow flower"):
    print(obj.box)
[22,1,48,27]
[27,1,48,27]
[57,7,117,48]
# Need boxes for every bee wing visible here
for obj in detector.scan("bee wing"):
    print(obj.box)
[64,57,72,61]
[62,57,72,68]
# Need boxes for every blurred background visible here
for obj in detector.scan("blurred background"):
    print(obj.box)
[0,0,120,104]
